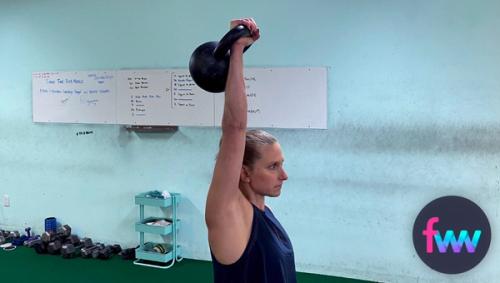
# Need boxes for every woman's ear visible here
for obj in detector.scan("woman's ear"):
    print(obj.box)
[240,165,251,183]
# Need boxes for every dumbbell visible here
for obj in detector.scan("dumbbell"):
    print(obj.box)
[1,230,21,239]
[93,244,122,260]
[47,240,62,254]
[50,234,82,255]
[0,230,9,237]
[24,236,40,246]
[82,243,104,258]
[111,244,122,254]
[0,230,21,244]
[64,235,80,245]
[41,225,71,243]
[46,235,74,255]
[95,245,113,260]
[120,247,137,260]
[25,237,42,248]
[9,231,21,240]
[92,245,109,259]
[33,241,48,254]
[61,237,93,259]
[0,232,5,244]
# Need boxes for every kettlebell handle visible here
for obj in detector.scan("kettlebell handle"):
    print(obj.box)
[213,25,252,60]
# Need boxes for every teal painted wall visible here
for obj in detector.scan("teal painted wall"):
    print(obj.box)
[1,0,499,282]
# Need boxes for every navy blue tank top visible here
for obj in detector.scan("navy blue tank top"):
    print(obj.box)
[211,204,296,283]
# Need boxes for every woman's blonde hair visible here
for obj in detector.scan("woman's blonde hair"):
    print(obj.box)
[218,129,277,167]
[243,129,277,168]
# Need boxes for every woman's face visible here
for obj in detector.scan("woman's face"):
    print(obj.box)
[246,142,288,197]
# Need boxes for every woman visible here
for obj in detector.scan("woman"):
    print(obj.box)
[205,18,296,283]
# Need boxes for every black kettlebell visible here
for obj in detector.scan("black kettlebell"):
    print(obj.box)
[189,25,251,93]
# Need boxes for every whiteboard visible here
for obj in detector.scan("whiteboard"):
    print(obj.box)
[32,71,116,124]
[33,67,327,129]
[214,67,327,129]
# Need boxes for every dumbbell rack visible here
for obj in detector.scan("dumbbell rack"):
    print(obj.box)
[133,192,182,269]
